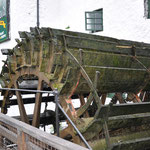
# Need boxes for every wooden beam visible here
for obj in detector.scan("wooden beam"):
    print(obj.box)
[0,124,17,144]
[17,131,28,150]
[116,93,126,104]
[0,112,88,150]
[0,96,54,106]
[101,94,107,105]
[14,81,29,124]
[32,79,43,127]
[78,94,89,117]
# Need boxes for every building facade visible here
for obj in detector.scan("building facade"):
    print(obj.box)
[0,0,150,68]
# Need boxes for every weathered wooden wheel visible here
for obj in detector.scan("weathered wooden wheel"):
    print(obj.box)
[1,27,150,148]
[1,67,52,126]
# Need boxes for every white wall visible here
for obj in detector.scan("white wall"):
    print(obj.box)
[39,0,150,43]
[0,0,37,69]
[0,0,150,69]
[99,0,150,43]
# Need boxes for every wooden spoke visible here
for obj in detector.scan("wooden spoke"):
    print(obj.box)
[78,94,89,117]
[76,71,100,117]
[32,79,43,127]
[1,82,14,114]
[1,91,9,114]
[127,93,142,103]
[115,93,126,104]
[14,81,29,124]
[76,93,93,117]
[135,94,142,103]
[101,94,107,105]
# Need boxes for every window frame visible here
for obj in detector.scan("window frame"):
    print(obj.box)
[85,8,103,33]
[144,0,150,19]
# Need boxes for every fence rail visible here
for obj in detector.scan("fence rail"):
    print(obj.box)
[0,112,88,150]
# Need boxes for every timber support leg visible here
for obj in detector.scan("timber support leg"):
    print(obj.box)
[14,81,29,124]
[32,78,43,127]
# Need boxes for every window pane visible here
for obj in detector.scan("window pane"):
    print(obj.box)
[87,19,95,24]
[87,24,95,30]
[95,12,102,18]
[95,25,103,30]
[95,19,102,24]
[86,12,95,18]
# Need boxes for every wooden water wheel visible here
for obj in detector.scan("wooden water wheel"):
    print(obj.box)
[1,27,150,148]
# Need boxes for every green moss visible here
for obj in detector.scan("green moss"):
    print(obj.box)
[51,82,64,91]
[76,117,94,133]
[91,130,150,150]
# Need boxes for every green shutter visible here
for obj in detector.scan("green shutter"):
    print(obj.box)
[148,0,150,18]
[85,8,103,33]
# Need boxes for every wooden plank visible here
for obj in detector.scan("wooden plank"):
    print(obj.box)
[0,113,88,150]
[0,125,17,144]
[65,35,150,57]
[103,121,111,149]
[111,137,150,150]
[108,112,150,121]
[97,102,150,119]
[17,131,28,150]
[38,27,150,49]
[0,96,54,107]
[27,141,43,150]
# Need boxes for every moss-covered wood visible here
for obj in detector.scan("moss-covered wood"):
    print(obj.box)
[2,27,150,148]
[91,130,150,150]
[2,27,150,93]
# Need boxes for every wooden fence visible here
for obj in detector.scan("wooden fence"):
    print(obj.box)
[0,112,88,150]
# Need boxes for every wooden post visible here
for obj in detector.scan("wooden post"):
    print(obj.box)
[14,81,29,124]
[32,79,43,127]
[116,93,126,104]
[17,130,28,150]
[0,134,3,148]
[78,94,89,117]
[101,94,107,105]
[103,120,111,149]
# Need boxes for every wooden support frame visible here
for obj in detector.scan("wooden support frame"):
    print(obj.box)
[14,81,29,124]
[63,35,101,109]
[76,71,100,117]
[103,120,111,149]
[32,78,43,127]
[0,113,88,150]
[78,94,89,117]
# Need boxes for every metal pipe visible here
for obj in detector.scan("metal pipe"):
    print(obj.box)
[58,103,92,150]
[0,87,54,94]
[37,0,40,27]
[54,89,60,137]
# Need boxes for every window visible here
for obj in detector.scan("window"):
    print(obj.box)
[0,0,10,43]
[85,8,103,33]
[144,0,150,18]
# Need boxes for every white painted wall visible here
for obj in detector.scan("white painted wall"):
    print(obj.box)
[0,0,150,68]
[0,0,37,69]
[99,0,150,43]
